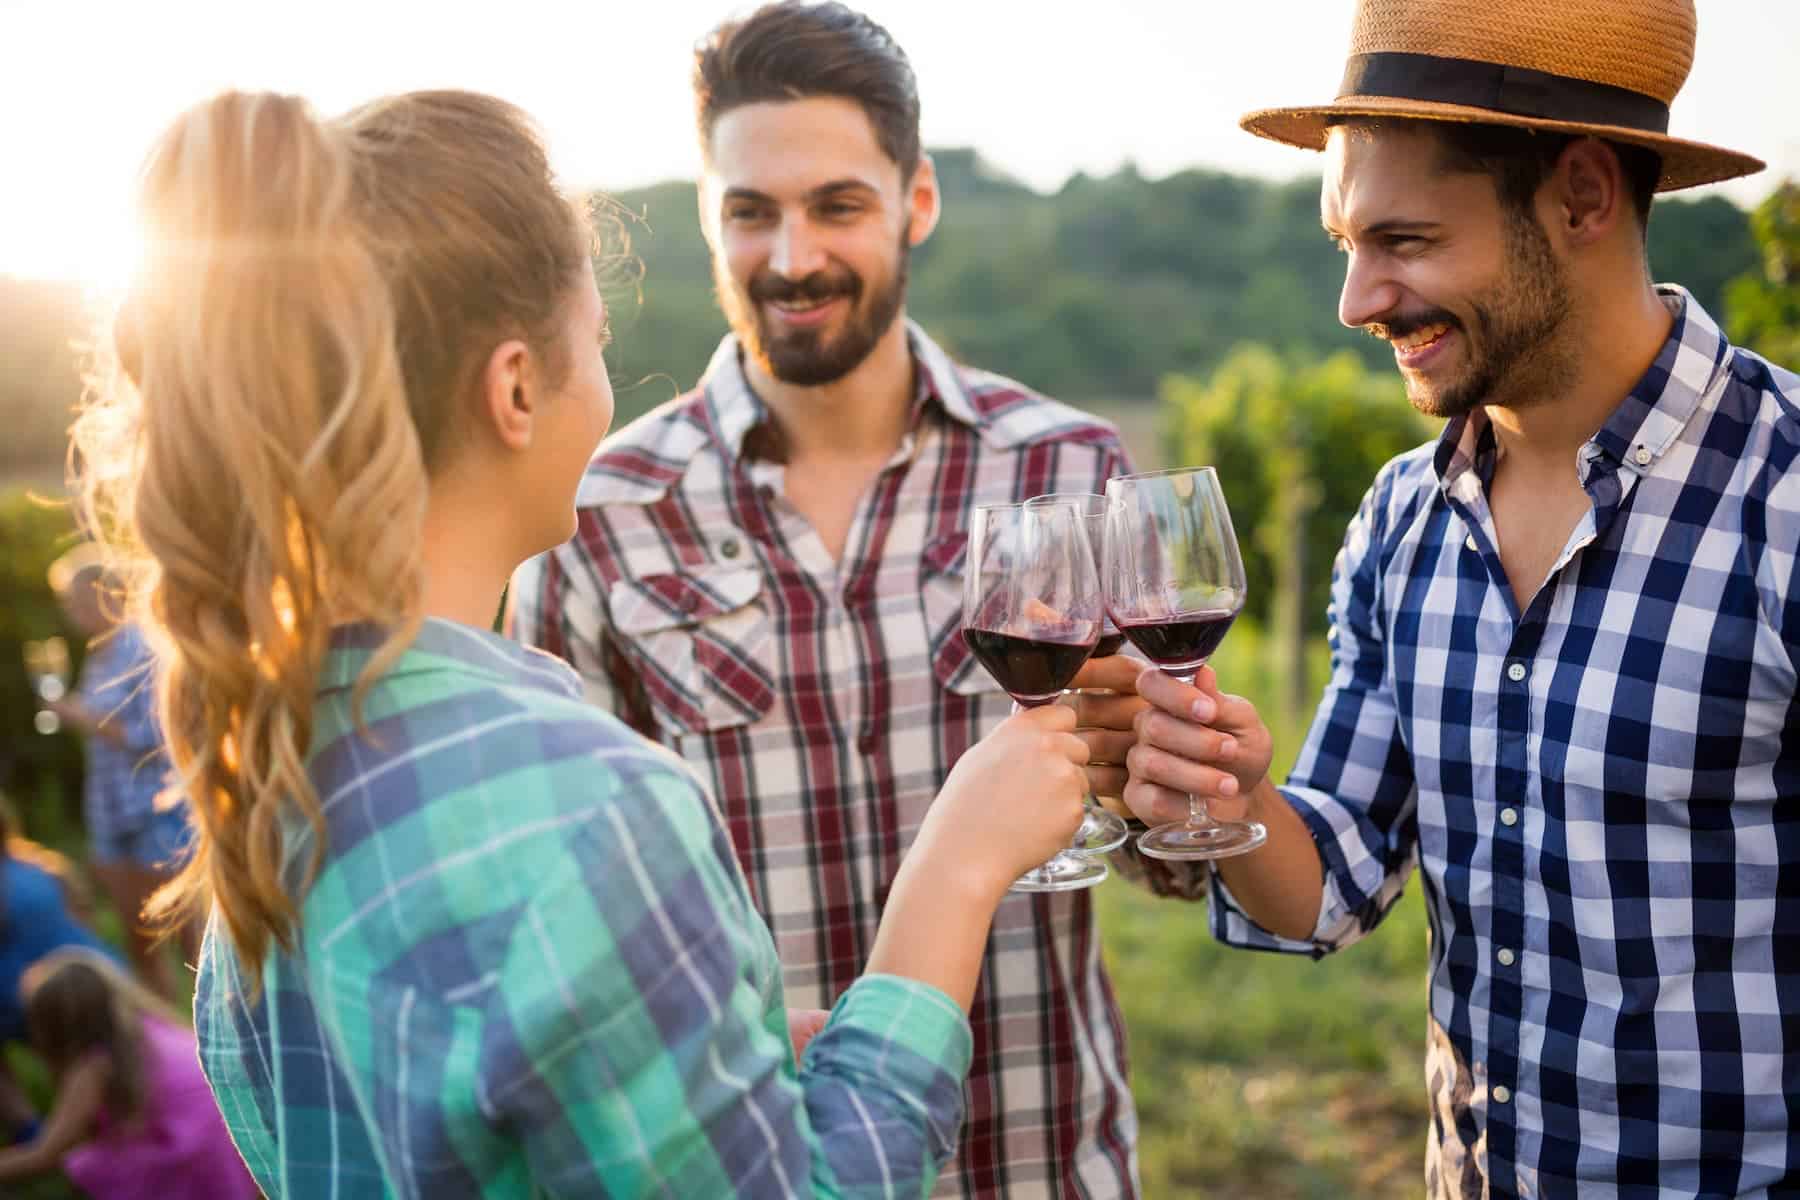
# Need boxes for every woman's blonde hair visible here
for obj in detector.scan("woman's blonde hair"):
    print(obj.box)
[73,90,591,984]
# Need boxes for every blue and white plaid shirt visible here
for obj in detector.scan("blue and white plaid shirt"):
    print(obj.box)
[74,623,167,844]
[1211,289,1800,1199]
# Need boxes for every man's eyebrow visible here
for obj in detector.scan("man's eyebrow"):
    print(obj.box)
[1325,218,1443,238]
[721,186,774,204]
[805,179,878,202]
[719,180,877,205]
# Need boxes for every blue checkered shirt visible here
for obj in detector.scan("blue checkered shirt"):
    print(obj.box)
[193,618,972,1197]
[1209,290,1800,1198]
[75,623,167,843]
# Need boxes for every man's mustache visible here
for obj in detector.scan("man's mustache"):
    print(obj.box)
[1366,308,1460,342]
[748,269,859,305]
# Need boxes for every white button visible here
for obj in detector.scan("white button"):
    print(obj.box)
[1465,534,1478,552]
[1492,1084,1512,1104]
[1506,662,1527,682]
[1497,948,1516,966]
[1500,807,1519,826]
[1633,445,1652,466]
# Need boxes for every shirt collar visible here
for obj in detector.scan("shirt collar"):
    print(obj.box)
[1434,285,1731,497]
[699,319,986,465]
[317,618,580,701]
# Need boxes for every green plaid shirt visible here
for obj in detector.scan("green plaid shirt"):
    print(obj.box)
[194,618,973,1197]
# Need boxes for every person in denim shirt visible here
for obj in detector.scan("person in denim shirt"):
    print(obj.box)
[46,548,194,1000]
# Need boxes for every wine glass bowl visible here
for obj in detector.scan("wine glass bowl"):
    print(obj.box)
[962,501,1110,891]
[1103,467,1266,861]
[1023,493,1131,855]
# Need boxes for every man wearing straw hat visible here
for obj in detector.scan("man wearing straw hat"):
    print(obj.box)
[1117,0,1799,1196]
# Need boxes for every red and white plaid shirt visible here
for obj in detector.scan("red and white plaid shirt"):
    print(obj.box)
[510,324,1143,1198]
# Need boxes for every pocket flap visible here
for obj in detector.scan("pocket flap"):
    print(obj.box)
[921,531,968,579]
[919,532,1004,697]
[609,566,764,635]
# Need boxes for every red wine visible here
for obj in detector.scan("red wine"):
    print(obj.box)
[1116,610,1239,673]
[962,628,1096,704]
[1093,633,1127,658]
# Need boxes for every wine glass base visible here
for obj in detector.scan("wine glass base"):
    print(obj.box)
[1009,852,1110,893]
[1136,819,1267,862]
[1073,803,1130,855]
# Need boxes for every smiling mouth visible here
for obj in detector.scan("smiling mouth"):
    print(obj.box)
[767,296,840,316]
[1391,322,1451,354]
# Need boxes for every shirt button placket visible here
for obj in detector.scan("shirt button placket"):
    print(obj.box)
[1490,638,1535,1190]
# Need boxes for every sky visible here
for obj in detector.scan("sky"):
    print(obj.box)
[2,0,1795,290]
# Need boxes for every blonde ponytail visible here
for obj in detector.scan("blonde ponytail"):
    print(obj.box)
[75,90,590,983]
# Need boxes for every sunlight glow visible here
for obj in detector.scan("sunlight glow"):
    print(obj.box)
[0,0,1794,289]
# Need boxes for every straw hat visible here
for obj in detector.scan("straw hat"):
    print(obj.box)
[1240,0,1764,191]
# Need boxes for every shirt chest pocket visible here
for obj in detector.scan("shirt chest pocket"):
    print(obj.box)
[920,531,1009,699]
[608,565,777,735]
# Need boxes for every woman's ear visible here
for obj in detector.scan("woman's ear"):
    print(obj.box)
[480,338,535,451]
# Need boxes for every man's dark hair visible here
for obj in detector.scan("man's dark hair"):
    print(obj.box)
[1332,118,1663,239]
[693,1,921,177]
[1434,123,1662,237]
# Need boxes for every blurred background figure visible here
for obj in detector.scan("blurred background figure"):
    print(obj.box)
[40,544,197,1002]
[0,804,111,1148]
[0,948,256,1198]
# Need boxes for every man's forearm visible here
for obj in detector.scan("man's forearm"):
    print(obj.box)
[1212,778,1327,942]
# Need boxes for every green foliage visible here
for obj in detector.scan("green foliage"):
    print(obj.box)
[1725,181,1800,367]
[0,278,93,477]
[0,489,86,843]
[0,156,1765,464]
[1647,194,1762,322]
[1164,347,1433,636]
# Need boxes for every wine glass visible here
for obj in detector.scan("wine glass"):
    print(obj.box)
[962,500,1108,891]
[1103,467,1266,860]
[1024,493,1130,855]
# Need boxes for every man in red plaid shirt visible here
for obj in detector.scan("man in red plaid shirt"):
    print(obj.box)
[510,4,1164,1194]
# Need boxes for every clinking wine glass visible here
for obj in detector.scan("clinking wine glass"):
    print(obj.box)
[962,500,1108,892]
[1104,467,1267,861]
[1024,493,1130,855]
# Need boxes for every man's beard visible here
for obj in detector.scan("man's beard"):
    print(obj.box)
[1371,211,1576,419]
[717,227,910,388]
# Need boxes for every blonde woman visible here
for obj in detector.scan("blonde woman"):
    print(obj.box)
[75,89,1088,1198]
[0,948,256,1197]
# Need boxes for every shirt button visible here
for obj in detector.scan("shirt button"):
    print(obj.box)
[1497,947,1516,967]
[1506,662,1527,683]
[1633,445,1652,466]
[1464,534,1478,552]
[1500,807,1519,827]
[1492,1084,1512,1104]
[718,537,742,559]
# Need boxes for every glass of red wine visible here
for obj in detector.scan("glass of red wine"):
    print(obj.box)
[1024,493,1130,855]
[962,500,1109,891]
[1103,467,1267,860]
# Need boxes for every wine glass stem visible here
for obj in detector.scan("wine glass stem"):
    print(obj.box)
[1188,793,1213,828]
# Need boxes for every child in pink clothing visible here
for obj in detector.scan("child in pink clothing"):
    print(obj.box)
[0,949,255,1198]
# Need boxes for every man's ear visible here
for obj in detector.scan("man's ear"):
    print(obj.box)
[479,338,535,452]
[697,172,722,252]
[1548,137,1628,249]
[906,153,942,248]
